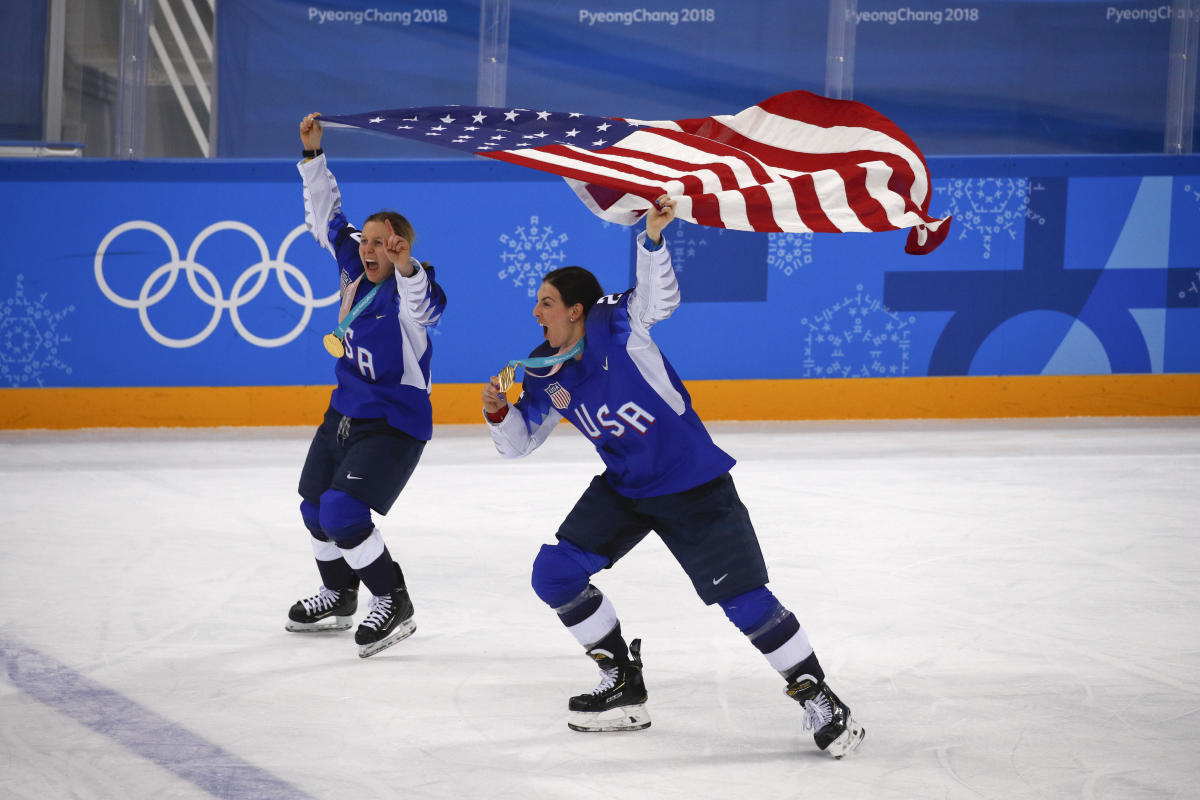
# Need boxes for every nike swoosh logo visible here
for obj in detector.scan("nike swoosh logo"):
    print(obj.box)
[712,574,728,585]
[375,314,387,319]
[346,473,364,480]
[602,357,609,370]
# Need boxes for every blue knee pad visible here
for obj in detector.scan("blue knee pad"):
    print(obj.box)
[318,489,373,545]
[299,499,327,539]
[531,540,610,608]
[718,586,780,632]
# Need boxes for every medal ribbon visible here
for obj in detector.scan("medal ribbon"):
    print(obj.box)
[496,337,586,391]
[330,278,382,342]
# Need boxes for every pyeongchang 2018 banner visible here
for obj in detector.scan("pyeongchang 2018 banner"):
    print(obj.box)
[216,0,480,158]
[218,0,1195,159]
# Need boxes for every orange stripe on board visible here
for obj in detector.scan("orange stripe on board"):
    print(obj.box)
[1,375,1198,430]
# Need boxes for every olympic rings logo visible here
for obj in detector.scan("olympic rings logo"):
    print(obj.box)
[94,220,339,348]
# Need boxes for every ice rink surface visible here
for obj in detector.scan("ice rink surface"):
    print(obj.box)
[2,417,1198,800]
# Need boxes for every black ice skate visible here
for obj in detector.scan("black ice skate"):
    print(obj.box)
[354,584,416,658]
[567,638,650,732]
[785,675,865,759]
[285,585,358,632]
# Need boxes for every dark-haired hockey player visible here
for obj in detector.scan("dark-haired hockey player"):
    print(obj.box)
[481,196,863,757]
[286,112,447,658]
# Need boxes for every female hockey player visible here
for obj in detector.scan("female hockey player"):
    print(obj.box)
[480,196,864,758]
[285,112,447,658]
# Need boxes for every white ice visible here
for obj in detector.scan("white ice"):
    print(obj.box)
[2,418,1198,799]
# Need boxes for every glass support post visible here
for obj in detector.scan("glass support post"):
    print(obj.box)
[477,0,510,107]
[825,0,857,100]
[1165,0,1199,154]
[116,0,149,159]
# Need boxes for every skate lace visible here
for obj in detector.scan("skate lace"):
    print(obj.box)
[359,594,394,631]
[300,586,340,615]
[588,666,621,696]
[802,692,833,732]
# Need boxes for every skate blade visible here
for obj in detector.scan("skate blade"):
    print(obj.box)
[285,616,353,633]
[357,618,416,658]
[826,717,865,759]
[568,703,651,732]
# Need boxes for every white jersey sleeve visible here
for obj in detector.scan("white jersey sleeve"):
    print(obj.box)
[487,403,563,458]
[298,153,342,256]
[626,232,680,332]
[395,260,445,328]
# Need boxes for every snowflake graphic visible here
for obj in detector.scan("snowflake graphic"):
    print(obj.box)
[498,216,570,296]
[798,284,915,377]
[0,274,75,387]
[934,178,1046,259]
[767,232,815,276]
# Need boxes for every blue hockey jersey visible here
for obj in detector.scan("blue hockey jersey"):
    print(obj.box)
[488,232,735,498]
[299,154,447,441]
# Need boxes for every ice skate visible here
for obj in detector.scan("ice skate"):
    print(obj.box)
[354,585,416,658]
[285,585,358,632]
[786,676,865,759]
[567,638,650,732]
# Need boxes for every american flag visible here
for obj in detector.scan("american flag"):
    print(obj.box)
[319,90,951,255]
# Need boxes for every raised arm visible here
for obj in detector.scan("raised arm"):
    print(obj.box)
[297,112,343,257]
[627,195,681,330]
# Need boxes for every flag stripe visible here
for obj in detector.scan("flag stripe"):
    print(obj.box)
[488,147,665,202]
[682,118,930,225]
[707,92,932,205]
[604,144,744,194]
[643,128,777,187]
[785,174,839,233]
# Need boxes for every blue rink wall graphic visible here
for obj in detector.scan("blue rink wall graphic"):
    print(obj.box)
[1,155,1198,391]
[1,155,1199,427]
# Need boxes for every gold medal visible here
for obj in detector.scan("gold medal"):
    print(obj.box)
[323,333,345,358]
[496,365,515,392]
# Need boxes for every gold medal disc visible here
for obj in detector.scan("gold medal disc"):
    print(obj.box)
[323,333,345,358]
[496,365,515,392]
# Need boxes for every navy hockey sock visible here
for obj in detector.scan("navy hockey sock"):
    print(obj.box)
[721,587,823,682]
[784,651,825,685]
[315,554,357,591]
[303,530,358,591]
[336,528,400,596]
[555,585,628,661]
[351,551,400,596]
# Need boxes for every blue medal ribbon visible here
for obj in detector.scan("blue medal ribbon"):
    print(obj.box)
[330,280,382,342]
[496,337,585,390]
[508,336,585,370]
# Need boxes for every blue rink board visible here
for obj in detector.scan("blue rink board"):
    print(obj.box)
[0,155,1197,388]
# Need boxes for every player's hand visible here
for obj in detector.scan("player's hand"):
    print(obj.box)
[383,219,413,273]
[646,194,676,244]
[300,112,323,150]
[482,379,507,414]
